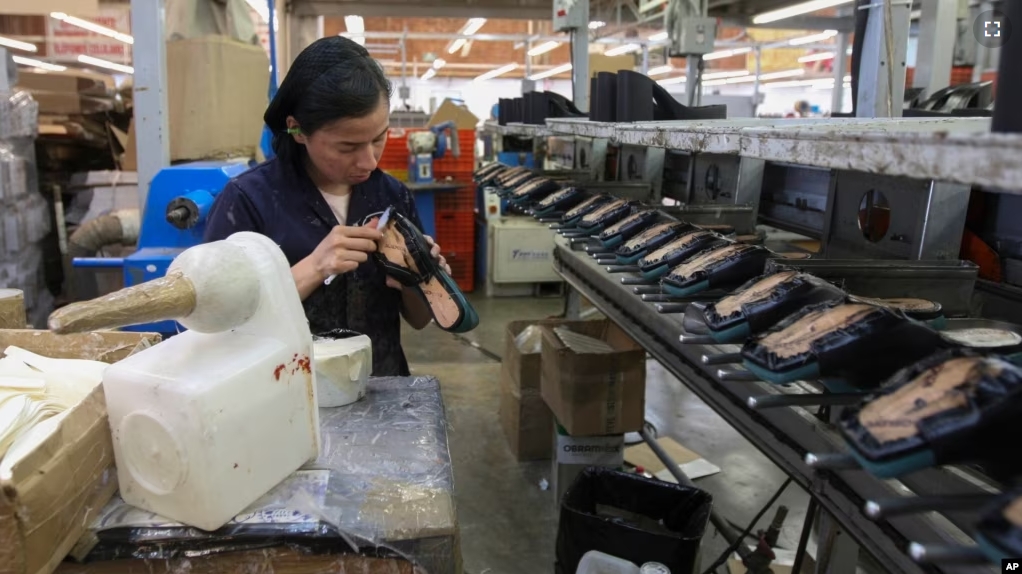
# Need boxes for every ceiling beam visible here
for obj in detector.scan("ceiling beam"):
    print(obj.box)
[293,0,551,20]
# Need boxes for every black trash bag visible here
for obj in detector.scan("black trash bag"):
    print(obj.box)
[555,468,712,574]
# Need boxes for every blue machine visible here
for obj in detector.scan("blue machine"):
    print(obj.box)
[74,161,250,334]
[408,121,460,184]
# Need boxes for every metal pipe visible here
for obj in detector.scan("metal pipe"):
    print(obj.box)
[864,494,998,520]
[790,498,818,574]
[638,425,750,558]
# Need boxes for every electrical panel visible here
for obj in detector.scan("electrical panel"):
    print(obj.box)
[670,17,717,57]
[553,0,588,32]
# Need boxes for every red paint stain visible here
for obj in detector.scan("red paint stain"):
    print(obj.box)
[273,364,286,380]
[297,355,311,374]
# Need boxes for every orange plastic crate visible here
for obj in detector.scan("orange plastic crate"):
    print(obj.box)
[435,210,476,293]
[435,184,476,212]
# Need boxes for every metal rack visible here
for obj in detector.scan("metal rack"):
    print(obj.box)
[552,236,1001,574]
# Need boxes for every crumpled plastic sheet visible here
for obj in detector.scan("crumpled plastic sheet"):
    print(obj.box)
[77,376,459,574]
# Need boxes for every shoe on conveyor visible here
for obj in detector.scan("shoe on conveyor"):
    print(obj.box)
[661,244,771,298]
[375,210,478,333]
[700,271,846,344]
[533,187,588,219]
[576,198,634,234]
[507,178,560,207]
[561,195,615,227]
[596,209,660,249]
[740,300,945,387]
[637,230,728,281]
[614,221,695,265]
[839,349,1022,480]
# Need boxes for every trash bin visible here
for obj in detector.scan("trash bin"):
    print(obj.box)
[556,467,712,574]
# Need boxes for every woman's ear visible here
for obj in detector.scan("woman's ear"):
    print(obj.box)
[285,116,308,144]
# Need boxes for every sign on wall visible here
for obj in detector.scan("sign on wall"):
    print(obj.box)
[46,5,132,64]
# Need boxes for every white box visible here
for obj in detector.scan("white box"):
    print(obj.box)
[488,216,561,284]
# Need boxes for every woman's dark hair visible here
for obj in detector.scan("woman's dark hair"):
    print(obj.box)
[264,36,392,166]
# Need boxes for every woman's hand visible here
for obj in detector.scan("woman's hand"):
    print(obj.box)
[424,235,452,275]
[309,223,383,278]
[291,221,382,300]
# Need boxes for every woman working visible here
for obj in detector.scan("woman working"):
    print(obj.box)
[204,36,451,377]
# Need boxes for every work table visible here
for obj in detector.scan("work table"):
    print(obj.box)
[56,376,459,574]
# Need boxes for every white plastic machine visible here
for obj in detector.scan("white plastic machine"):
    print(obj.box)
[48,232,320,531]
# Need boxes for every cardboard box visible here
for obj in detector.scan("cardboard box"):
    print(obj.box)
[551,421,624,503]
[428,99,480,131]
[165,36,269,161]
[499,363,553,461]
[15,69,116,115]
[540,320,646,436]
[500,320,563,460]
[0,329,160,574]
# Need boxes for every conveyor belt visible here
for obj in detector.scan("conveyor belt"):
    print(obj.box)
[553,236,1000,574]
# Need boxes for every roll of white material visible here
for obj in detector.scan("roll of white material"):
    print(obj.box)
[313,335,372,408]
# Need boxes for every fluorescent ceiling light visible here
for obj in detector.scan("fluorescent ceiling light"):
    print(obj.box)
[703,47,751,60]
[647,65,673,76]
[589,21,606,29]
[605,43,640,56]
[843,74,851,81]
[12,56,65,72]
[422,68,437,80]
[345,15,365,46]
[759,68,805,80]
[762,79,823,88]
[432,58,446,70]
[462,18,487,35]
[0,36,37,52]
[50,12,133,44]
[77,54,133,74]
[702,70,748,80]
[648,32,668,42]
[530,63,571,81]
[474,63,517,82]
[528,41,561,56]
[752,0,854,24]
[798,52,835,63]
[727,75,758,83]
[448,39,467,54]
[658,76,686,86]
[788,30,838,45]
[702,79,727,86]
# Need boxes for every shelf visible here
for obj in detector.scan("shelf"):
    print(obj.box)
[738,117,1021,191]
[546,118,618,139]
[552,235,1000,574]
[615,118,820,154]
[483,120,553,137]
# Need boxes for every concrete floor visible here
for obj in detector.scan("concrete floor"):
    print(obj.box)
[402,292,819,574]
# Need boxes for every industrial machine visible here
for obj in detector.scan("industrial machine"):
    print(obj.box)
[407,121,461,184]
[72,161,250,334]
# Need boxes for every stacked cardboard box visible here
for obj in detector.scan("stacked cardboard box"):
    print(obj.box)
[499,320,556,461]
[538,319,647,502]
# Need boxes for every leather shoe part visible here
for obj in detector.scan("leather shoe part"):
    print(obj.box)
[839,349,1022,481]
[597,209,659,245]
[561,194,614,224]
[615,221,694,261]
[702,271,847,338]
[662,244,771,296]
[638,230,728,276]
[578,198,632,231]
[533,187,587,217]
[741,300,946,387]
[374,209,478,333]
